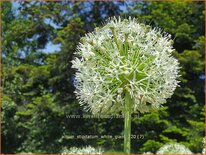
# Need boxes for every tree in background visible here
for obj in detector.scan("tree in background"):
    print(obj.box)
[1,1,204,153]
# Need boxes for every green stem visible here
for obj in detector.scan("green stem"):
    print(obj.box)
[124,90,132,154]
[110,28,124,56]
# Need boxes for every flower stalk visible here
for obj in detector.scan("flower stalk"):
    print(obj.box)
[124,90,132,154]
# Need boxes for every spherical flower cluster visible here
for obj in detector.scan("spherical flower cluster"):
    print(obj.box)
[202,138,205,154]
[72,17,179,114]
[61,146,103,154]
[156,143,193,154]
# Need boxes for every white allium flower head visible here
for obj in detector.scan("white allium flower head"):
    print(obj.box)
[143,152,154,154]
[156,143,193,154]
[202,137,205,154]
[72,16,180,114]
[61,146,103,154]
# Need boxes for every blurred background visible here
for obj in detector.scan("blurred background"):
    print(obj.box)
[1,1,205,154]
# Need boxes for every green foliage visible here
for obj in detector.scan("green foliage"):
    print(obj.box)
[2,96,18,153]
[16,94,64,153]
[185,119,205,152]
[1,1,204,154]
